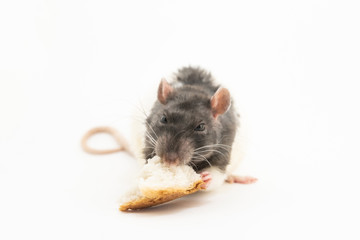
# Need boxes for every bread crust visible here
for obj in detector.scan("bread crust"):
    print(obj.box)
[119,179,204,211]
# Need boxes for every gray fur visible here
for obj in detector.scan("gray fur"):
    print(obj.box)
[143,66,239,172]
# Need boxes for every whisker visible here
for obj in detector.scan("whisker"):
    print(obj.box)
[190,156,205,161]
[145,121,159,139]
[142,146,155,149]
[188,161,198,171]
[144,137,156,147]
[194,149,228,158]
[194,147,231,152]
[145,136,156,147]
[145,141,155,148]
[194,144,231,152]
[194,147,230,154]
[144,130,157,144]
[134,102,149,119]
[145,134,156,144]
[192,153,212,168]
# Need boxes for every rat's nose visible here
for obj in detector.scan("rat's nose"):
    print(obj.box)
[163,152,180,166]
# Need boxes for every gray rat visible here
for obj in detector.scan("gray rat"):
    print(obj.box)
[142,67,257,189]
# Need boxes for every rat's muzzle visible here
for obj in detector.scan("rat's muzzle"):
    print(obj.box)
[162,152,181,166]
[155,133,194,166]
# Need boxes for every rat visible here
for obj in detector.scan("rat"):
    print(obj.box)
[142,67,257,190]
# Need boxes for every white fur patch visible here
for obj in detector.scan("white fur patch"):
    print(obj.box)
[201,167,227,191]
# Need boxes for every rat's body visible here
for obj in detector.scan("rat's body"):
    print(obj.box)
[140,67,256,189]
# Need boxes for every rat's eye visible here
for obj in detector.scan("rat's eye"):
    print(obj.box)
[194,123,205,131]
[160,115,168,124]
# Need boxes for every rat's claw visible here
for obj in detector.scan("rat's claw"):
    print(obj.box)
[200,171,212,189]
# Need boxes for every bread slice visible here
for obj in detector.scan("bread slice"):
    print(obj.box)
[119,156,204,211]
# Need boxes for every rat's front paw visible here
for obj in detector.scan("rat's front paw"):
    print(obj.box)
[200,171,212,189]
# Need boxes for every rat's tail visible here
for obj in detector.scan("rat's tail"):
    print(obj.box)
[81,126,135,157]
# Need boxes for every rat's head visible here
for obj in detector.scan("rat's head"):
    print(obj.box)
[143,78,231,168]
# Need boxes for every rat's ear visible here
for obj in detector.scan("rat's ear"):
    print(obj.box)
[157,78,174,104]
[210,87,231,118]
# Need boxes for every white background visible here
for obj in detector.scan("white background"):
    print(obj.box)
[1,0,360,239]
